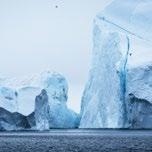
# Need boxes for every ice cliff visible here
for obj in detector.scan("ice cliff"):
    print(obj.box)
[80,0,152,128]
[0,71,79,130]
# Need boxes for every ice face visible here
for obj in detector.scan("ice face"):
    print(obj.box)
[34,89,79,130]
[0,71,79,130]
[48,101,80,129]
[0,71,68,115]
[126,38,152,103]
[41,72,68,104]
[80,21,129,128]
[125,38,152,128]
[18,87,41,115]
[35,89,50,130]
[0,87,18,113]
[0,71,80,130]
[80,0,152,128]
[0,107,32,131]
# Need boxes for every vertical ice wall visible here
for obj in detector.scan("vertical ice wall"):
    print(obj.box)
[80,18,129,128]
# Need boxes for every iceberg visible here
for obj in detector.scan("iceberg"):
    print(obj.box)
[80,30,128,128]
[80,0,152,128]
[34,74,80,129]
[0,71,68,116]
[0,71,79,130]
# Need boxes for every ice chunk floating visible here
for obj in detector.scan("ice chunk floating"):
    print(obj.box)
[80,0,152,128]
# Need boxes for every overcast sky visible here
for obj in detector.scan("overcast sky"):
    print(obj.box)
[0,0,112,112]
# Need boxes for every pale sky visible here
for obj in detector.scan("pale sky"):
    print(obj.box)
[0,0,112,113]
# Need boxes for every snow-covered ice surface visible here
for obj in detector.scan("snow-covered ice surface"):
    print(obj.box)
[80,0,152,128]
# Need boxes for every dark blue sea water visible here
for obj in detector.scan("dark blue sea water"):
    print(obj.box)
[0,129,152,152]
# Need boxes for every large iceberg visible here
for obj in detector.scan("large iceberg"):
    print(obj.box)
[80,0,152,128]
[34,74,80,130]
[0,71,79,130]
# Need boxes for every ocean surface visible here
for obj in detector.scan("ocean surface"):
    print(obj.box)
[0,129,152,152]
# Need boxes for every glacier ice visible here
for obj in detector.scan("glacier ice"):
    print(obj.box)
[18,87,40,116]
[0,71,79,130]
[80,24,129,128]
[34,74,80,130]
[35,89,50,130]
[80,0,152,128]
[126,39,152,128]
[0,87,18,113]
[42,73,79,128]
[48,100,80,128]
[0,107,32,131]
[0,71,68,116]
